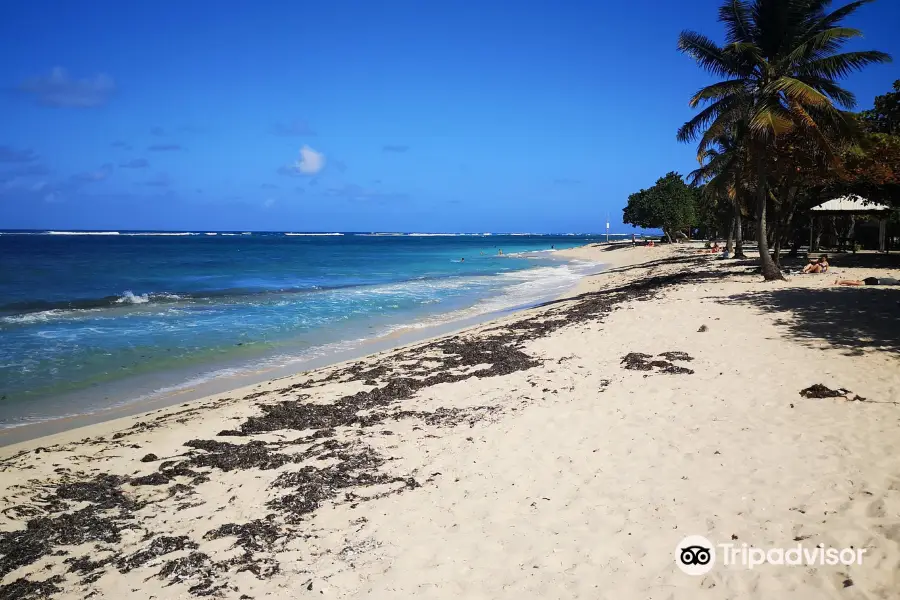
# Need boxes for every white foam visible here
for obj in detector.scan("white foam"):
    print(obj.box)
[284,232,343,236]
[115,291,150,305]
[0,309,97,325]
[47,231,120,236]
[408,233,462,237]
[391,261,602,331]
[123,232,194,236]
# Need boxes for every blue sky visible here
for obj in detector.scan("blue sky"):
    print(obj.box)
[1,0,897,233]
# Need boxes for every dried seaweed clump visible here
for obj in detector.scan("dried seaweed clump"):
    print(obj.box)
[620,352,695,374]
[0,575,64,600]
[799,384,854,399]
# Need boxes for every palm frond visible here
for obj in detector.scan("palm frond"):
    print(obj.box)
[793,75,856,109]
[799,51,892,80]
[697,108,744,157]
[818,0,877,29]
[718,0,755,43]
[689,147,737,186]
[797,1,837,29]
[803,103,860,139]
[689,79,748,108]
[787,99,819,129]
[766,76,831,107]
[783,27,864,66]
[725,41,766,74]
[677,96,741,143]
[787,100,839,162]
[749,99,794,139]
[677,30,741,78]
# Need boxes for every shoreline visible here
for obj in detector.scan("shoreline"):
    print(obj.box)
[0,293,573,448]
[0,248,607,444]
[2,243,898,599]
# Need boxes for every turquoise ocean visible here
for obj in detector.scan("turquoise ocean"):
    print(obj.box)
[0,231,614,428]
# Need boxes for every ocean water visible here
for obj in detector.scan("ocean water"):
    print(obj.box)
[0,231,610,428]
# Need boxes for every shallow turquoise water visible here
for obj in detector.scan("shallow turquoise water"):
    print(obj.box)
[0,231,608,427]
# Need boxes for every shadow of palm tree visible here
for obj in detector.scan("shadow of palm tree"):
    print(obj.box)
[723,287,900,356]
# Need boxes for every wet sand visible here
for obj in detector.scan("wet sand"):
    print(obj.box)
[2,243,899,599]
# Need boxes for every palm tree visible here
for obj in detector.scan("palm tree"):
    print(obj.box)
[677,0,890,280]
[688,126,749,258]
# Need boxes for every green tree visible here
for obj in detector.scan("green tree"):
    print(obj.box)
[677,0,890,280]
[623,172,697,242]
[861,79,900,135]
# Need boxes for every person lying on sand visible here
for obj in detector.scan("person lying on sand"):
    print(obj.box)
[835,276,900,286]
[697,242,721,254]
[802,255,829,274]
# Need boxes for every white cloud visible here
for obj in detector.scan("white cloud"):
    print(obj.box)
[295,145,325,175]
[263,198,276,208]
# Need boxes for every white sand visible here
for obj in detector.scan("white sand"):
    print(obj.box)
[2,244,899,599]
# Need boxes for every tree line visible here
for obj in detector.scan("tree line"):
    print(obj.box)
[623,0,897,280]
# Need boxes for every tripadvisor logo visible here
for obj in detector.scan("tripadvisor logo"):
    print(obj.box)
[675,535,867,575]
[676,535,715,575]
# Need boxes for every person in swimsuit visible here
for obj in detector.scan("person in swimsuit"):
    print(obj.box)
[803,255,829,274]
[835,277,900,286]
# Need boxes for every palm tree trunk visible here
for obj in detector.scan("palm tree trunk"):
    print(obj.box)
[755,151,784,280]
[725,214,735,254]
[734,207,747,259]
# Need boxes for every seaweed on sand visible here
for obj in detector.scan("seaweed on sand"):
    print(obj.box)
[799,384,851,399]
[118,535,198,573]
[620,352,695,374]
[0,575,64,600]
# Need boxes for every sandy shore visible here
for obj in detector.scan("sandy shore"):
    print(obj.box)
[2,244,899,599]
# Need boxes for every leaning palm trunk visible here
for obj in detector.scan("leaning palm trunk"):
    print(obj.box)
[755,152,783,280]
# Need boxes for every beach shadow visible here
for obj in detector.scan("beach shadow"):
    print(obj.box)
[536,267,729,310]
[599,254,711,276]
[599,242,636,252]
[778,252,900,272]
[724,287,900,355]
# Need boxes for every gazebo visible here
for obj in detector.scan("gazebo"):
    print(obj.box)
[809,195,893,252]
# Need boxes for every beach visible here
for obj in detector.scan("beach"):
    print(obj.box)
[2,243,899,599]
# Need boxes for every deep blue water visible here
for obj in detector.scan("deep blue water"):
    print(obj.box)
[0,231,609,427]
